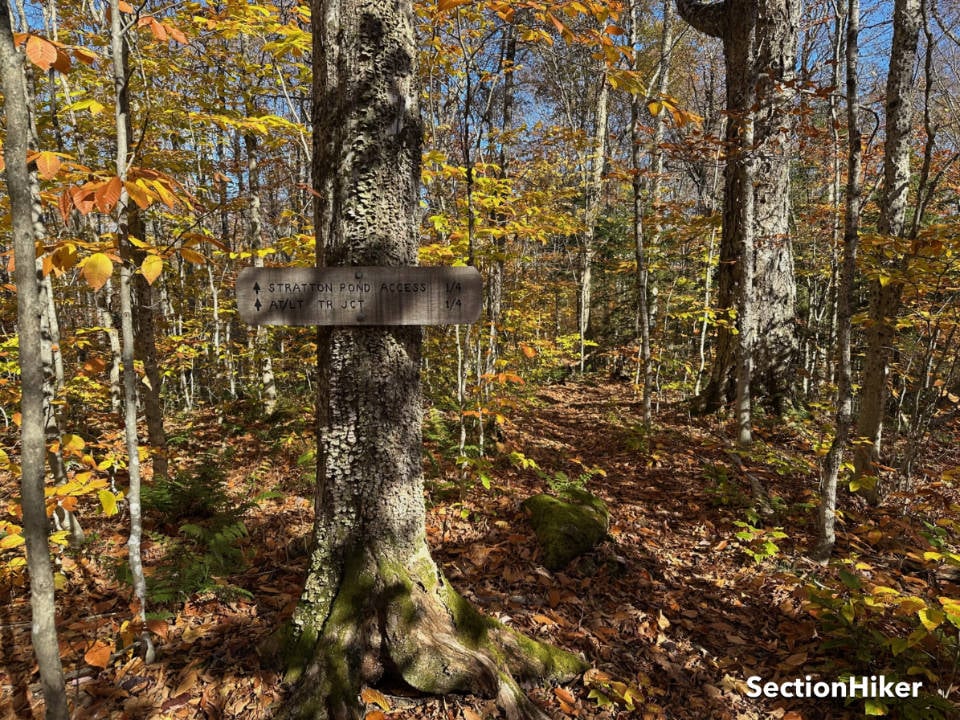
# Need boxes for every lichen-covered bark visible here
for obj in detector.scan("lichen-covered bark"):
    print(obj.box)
[281,2,586,717]
[853,0,921,502]
[679,0,799,415]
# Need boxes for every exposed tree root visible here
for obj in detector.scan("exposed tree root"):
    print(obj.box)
[275,545,586,720]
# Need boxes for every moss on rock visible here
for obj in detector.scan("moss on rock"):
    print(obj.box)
[522,487,609,571]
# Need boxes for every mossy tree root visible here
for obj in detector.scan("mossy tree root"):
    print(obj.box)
[278,547,586,720]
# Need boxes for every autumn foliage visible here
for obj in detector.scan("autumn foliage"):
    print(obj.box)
[1,0,960,718]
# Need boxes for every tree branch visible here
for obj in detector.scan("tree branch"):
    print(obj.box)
[675,0,726,38]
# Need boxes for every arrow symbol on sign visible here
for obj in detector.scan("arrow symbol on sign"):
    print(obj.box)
[255,299,262,311]
[254,282,261,294]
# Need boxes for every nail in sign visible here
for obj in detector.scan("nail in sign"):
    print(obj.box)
[236,266,482,326]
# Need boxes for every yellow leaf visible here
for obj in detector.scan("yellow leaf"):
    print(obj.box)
[647,100,663,116]
[81,252,113,291]
[98,489,119,517]
[54,572,67,590]
[0,533,25,549]
[141,255,163,285]
[360,687,391,711]
[62,433,85,454]
[918,607,944,632]
[125,180,152,209]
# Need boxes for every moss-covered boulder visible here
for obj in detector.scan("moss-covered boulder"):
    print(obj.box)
[522,487,609,571]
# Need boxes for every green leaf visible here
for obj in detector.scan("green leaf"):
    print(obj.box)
[864,699,888,716]
[587,689,614,708]
[839,568,862,590]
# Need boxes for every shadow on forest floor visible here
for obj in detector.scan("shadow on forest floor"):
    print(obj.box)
[2,380,959,720]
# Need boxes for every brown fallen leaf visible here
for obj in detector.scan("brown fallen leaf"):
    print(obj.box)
[83,640,113,669]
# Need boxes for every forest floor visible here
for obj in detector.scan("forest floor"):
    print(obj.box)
[2,379,959,720]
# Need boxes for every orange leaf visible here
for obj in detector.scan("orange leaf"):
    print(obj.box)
[94,176,123,213]
[146,619,169,640]
[520,343,537,359]
[52,48,71,73]
[179,247,206,265]
[437,0,472,11]
[25,35,58,71]
[34,151,62,180]
[462,710,482,720]
[72,47,98,65]
[165,23,188,44]
[546,13,567,35]
[118,0,134,11]
[554,687,577,705]
[58,191,73,224]
[59,496,78,512]
[363,713,385,720]
[84,640,113,669]
[139,17,168,42]
[50,243,77,275]
[360,687,391,711]
[82,357,107,375]
[70,184,98,215]
[81,253,113,291]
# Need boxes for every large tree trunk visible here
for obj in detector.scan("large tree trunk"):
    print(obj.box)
[852,0,921,503]
[279,2,585,718]
[1,7,69,717]
[678,0,799,416]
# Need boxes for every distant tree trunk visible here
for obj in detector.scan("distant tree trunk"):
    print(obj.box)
[245,132,278,415]
[279,2,584,717]
[815,0,861,561]
[95,282,123,412]
[110,0,152,661]
[1,7,69,717]
[134,270,168,481]
[677,0,799,416]
[487,19,517,373]
[853,0,921,503]
[632,0,674,428]
[579,70,608,373]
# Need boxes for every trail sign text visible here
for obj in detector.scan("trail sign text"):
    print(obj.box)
[237,266,482,326]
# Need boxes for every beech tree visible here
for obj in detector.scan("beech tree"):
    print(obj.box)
[0,3,68,716]
[853,0,922,502]
[278,1,584,718]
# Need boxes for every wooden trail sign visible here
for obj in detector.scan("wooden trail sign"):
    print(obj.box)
[236,266,482,326]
